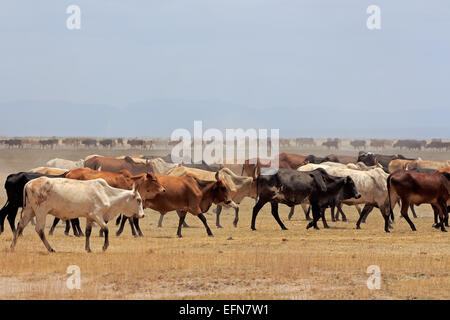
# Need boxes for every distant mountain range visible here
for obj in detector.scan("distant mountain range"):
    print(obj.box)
[0,100,448,139]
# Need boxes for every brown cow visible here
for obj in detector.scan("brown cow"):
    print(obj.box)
[85,156,155,176]
[387,170,450,232]
[436,166,450,173]
[144,172,237,238]
[325,154,358,164]
[62,168,165,237]
[241,153,309,176]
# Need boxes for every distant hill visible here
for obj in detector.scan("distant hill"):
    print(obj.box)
[0,100,448,139]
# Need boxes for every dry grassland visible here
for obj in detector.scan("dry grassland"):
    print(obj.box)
[0,148,449,300]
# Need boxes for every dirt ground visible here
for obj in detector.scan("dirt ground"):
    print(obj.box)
[0,147,449,300]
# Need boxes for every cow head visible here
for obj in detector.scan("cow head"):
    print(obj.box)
[342,176,361,200]
[213,171,238,208]
[124,183,145,219]
[133,172,166,200]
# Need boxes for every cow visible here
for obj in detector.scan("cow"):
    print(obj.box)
[393,139,427,150]
[325,154,358,165]
[64,168,165,237]
[322,139,339,149]
[46,158,84,170]
[10,177,145,253]
[350,140,366,150]
[251,168,360,231]
[241,153,309,177]
[357,152,416,173]
[30,167,68,175]
[147,158,178,174]
[0,172,83,237]
[388,159,415,173]
[298,164,394,230]
[387,170,449,232]
[305,155,329,164]
[85,156,155,176]
[405,160,450,171]
[143,172,237,238]
[165,166,257,228]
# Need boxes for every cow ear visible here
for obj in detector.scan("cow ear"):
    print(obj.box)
[131,183,137,193]
[215,171,220,181]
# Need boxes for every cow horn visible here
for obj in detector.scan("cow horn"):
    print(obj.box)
[215,171,220,181]
[98,166,102,172]
[132,183,137,193]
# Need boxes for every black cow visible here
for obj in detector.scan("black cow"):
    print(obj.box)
[357,152,416,173]
[0,172,83,237]
[251,168,360,231]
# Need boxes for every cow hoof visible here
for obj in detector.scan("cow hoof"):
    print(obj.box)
[116,231,122,237]
[49,248,56,253]
[216,225,223,229]
[102,246,108,252]
[356,225,361,230]
[138,234,144,237]
[306,224,312,230]
[342,218,348,222]
[208,234,214,237]
[64,232,69,236]
[281,227,288,231]
[177,234,182,238]
[384,229,390,233]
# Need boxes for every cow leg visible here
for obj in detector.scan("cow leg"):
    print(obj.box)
[128,217,137,237]
[302,204,311,221]
[133,217,144,237]
[215,205,223,228]
[35,214,54,253]
[287,206,295,220]
[49,217,60,235]
[270,202,288,230]
[64,220,71,236]
[233,207,239,228]
[432,205,440,228]
[116,215,127,236]
[0,202,15,234]
[176,211,190,228]
[400,200,416,231]
[102,226,109,251]
[85,220,93,253]
[197,213,214,237]
[360,204,375,224]
[6,206,19,234]
[158,214,164,228]
[177,211,187,238]
[116,215,122,226]
[409,204,418,218]
[251,199,267,231]
[339,205,348,222]
[74,219,84,237]
[321,208,330,229]
[437,202,447,232]
[306,203,321,230]
[10,207,34,250]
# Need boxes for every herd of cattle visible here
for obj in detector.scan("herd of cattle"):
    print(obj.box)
[2,137,450,151]
[1,151,449,253]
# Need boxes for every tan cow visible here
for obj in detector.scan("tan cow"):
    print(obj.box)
[388,159,415,173]
[406,160,450,170]
[29,167,68,175]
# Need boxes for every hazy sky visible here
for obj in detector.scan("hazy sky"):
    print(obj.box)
[0,1,449,138]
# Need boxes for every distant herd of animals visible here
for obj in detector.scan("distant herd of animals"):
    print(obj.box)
[1,137,450,151]
[1,151,449,253]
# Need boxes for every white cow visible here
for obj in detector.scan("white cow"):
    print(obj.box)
[46,158,84,170]
[299,164,394,229]
[11,177,144,253]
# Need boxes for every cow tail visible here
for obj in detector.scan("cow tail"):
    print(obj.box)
[387,174,394,221]
[21,184,29,220]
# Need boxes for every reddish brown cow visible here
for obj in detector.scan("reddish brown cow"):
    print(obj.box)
[85,156,155,176]
[326,154,358,164]
[387,170,450,232]
[241,153,309,176]
[144,172,237,238]
[436,167,450,173]
[62,168,165,237]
